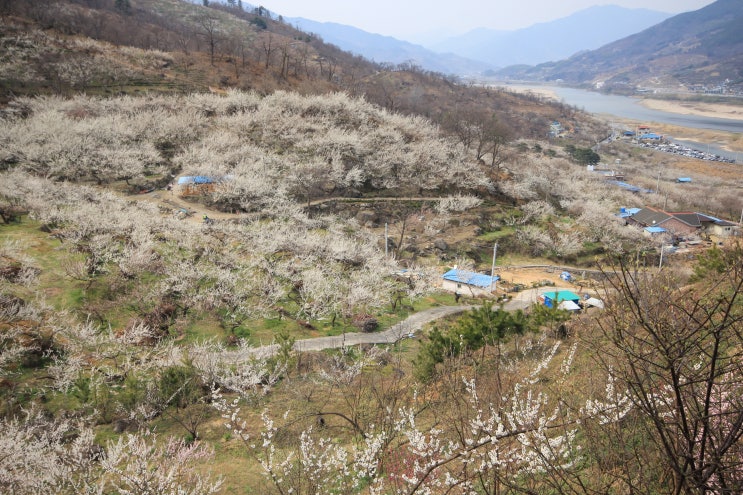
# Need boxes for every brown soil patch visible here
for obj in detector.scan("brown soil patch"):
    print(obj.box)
[666,157,743,182]
[651,123,743,153]
[126,190,238,224]
[496,266,583,289]
[607,119,743,182]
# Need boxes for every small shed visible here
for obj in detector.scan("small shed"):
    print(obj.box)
[442,269,499,297]
[699,214,738,237]
[584,297,605,309]
[644,226,668,236]
[541,290,581,309]
[558,300,581,311]
[177,175,217,196]
[618,207,642,219]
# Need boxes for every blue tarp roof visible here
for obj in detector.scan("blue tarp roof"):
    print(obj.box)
[443,269,499,288]
[607,181,653,193]
[618,207,642,218]
[542,290,581,302]
[177,176,215,185]
[645,226,667,234]
[677,177,692,182]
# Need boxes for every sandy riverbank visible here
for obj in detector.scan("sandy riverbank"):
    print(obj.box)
[501,85,560,101]
[638,98,743,121]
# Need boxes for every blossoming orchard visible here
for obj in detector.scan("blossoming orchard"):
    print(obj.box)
[1,88,741,494]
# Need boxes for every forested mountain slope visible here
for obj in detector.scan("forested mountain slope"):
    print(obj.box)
[0,0,599,141]
[498,0,743,93]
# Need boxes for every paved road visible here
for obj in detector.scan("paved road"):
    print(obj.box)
[293,305,475,352]
[250,287,560,356]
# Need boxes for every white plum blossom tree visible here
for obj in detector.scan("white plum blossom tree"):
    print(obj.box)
[212,340,638,495]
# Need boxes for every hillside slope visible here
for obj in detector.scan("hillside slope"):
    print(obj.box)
[497,0,743,94]
[0,0,602,141]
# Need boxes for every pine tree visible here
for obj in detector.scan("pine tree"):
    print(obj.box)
[114,0,131,14]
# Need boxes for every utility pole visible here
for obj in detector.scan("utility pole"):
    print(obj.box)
[490,242,498,294]
[656,165,662,194]
[384,223,388,258]
[659,245,666,271]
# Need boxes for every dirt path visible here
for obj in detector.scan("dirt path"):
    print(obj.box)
[307,196,458,206]
[127,189,237,224]
[130,191,464,225]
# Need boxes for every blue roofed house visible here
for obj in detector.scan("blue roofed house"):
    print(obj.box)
[624,206,738,239]
[639,132,663,141]
[442,268,499,297]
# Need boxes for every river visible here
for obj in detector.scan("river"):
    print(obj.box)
[503,85,742,161]
[505,85,743,134]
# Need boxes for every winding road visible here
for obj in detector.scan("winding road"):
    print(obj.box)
[250,287,554,356]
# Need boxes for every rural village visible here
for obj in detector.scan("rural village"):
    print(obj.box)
[1,1,742,494]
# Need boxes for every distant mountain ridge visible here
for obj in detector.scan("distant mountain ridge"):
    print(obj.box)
[430,5,672,67]
[496,0,743,94]
[288,18,493,75]
[287,5,671,74]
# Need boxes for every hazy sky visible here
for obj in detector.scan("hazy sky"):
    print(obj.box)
[263,1,716,40]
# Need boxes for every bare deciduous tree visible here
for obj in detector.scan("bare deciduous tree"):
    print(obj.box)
[196,12,222,66]
[593,251,743,494]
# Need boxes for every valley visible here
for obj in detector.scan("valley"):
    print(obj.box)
[0,1,741,494]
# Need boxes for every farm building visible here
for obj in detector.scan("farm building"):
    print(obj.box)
[702,215,738,237]
[625,206,738,238]
[176,176,217,196]
[176,175,234,196]
[584,297,604,309]
[442,268,499,297]
[540,290,582,310]
[549,121,564,137]
[639,132,663,141]
[618,207,642,219]
[644,226,668,236]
